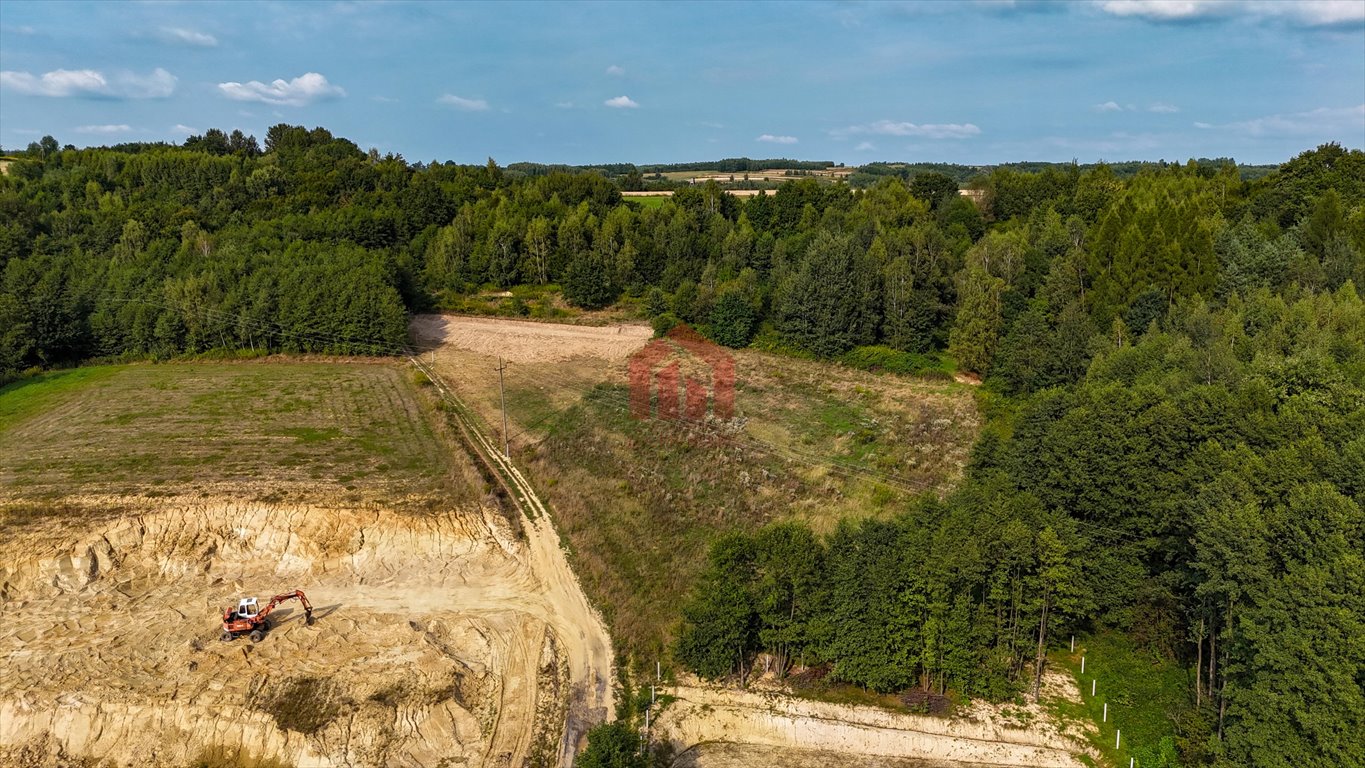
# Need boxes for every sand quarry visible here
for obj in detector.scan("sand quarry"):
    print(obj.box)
[0,495,613,767]
[2,315,1086,768]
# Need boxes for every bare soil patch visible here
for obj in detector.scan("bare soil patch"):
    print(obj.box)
[411,314,651,364]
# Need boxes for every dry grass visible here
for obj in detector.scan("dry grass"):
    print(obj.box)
[0,360,480,510]
[424,317,979,665]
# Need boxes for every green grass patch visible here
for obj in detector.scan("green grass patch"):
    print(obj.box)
[625,195,673,209]
[840,345,955,379]
[1052,632,1189,767]
[0,366,123,432]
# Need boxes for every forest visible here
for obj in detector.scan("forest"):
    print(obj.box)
[2,127,1362,767]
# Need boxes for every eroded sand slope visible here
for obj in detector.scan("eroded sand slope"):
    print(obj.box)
[0,497,572,767]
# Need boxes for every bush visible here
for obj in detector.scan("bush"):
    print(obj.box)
[651,312,680,337]
[576,721,645,768]
[709,292,756,348]
[840,345,949,376]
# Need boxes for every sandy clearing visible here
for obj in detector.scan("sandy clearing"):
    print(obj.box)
[410,314,651,365]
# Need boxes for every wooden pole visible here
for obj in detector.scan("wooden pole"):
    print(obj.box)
[496,357,510,457]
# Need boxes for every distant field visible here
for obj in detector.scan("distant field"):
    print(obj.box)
[0,360,475,508]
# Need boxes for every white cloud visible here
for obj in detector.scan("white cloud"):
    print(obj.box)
[604,95,639,108]
[1148,102,1180,113]
[218,72,344,106]
[1095,101,1126,112]
[555,101,575,109]
[1196,104,1365,137]
[121,69,178,98]
[855,141,876,151]
[1096,0,1364,26]
[834,119,981,139]
[157,27,217,47]
[0,67,176,98]
[76,124,132,134]
[371,95,398,103]
[172,124,197,134]
[1098,1,1219,21]
[438,93,489,111]
[699,121,724,129]
[757,134,799,144]
[606,64,625,76]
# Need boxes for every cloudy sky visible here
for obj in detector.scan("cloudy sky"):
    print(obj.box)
[1,0,1361,165]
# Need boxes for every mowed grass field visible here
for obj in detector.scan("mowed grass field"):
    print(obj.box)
[0,360,477,510]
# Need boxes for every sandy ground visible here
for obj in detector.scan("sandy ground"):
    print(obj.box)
[656,680,1092,768]
[411,315,651,365]
[673,742,1002,768]
[0,496,583,767]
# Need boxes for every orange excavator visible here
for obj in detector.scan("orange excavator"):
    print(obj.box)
[220,589,315,643]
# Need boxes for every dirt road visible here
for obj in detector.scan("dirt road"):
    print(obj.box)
[408,336,618,767]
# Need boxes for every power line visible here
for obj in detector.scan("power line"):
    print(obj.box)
[78,292,1142,543]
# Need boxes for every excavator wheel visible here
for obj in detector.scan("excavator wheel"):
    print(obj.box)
[306,615,315,626]
[249,629,264,643]
[220,631,232,642]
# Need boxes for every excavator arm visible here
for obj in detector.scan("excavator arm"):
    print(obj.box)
[258,589,315,625]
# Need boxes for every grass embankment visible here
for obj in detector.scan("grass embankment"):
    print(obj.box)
[434,284,647,326]
[463,345,979,664]
[0,360,478,510]
[1052,632,1190,767]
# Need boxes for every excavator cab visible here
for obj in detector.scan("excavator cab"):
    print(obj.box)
[235,597,260,620]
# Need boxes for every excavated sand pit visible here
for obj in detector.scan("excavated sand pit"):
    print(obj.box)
[0,497,577,767]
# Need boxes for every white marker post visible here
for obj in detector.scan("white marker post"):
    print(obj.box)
[1116,729,1121,749]
[1103,702,1108,722]
[1092,679,1097,696]
[1070,635,1075,652]
[1081,656,1086,674]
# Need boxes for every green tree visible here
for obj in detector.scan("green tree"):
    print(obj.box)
[576,721,645,768]
[949,262,1004,374]
[777,231,877,357]
[676,534,758,681]
[709,290,756,348]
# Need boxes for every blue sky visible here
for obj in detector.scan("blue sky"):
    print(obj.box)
[1,0,1362,165]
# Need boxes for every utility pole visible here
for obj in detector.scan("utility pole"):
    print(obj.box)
[496,357,510,457]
